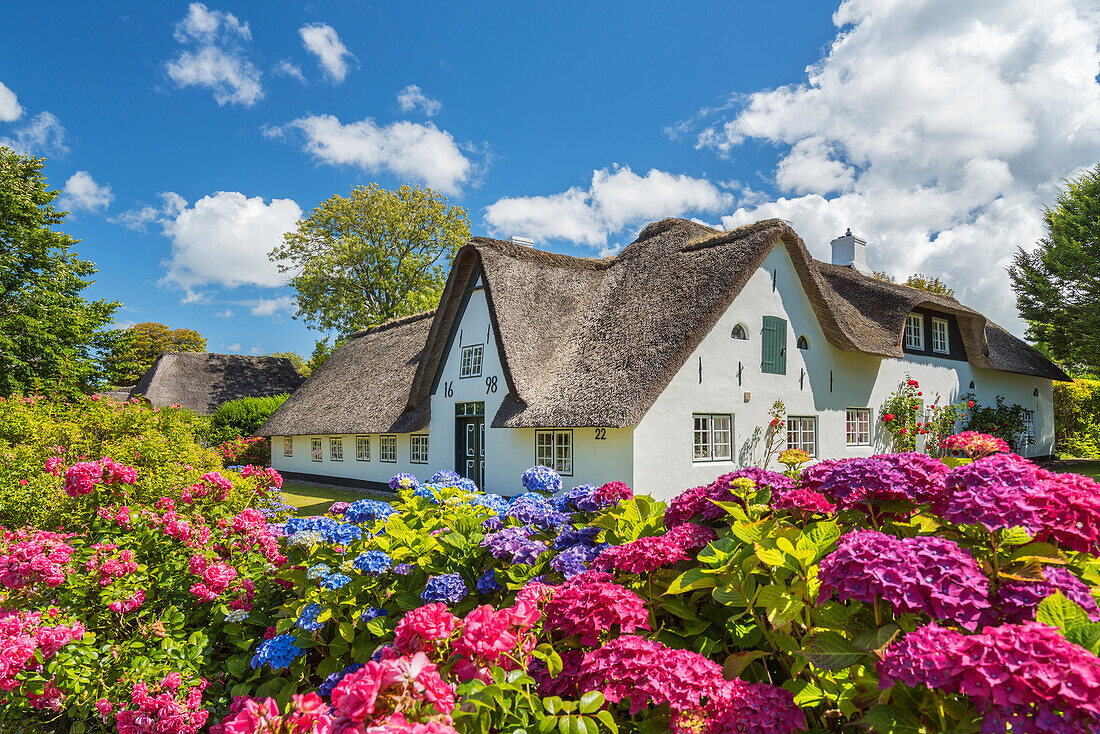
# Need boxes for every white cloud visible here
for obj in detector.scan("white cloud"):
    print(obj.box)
[0,81,22,122]
[397,85,441,116]
[274,60,306,82]
[269,114,475,194]
[244,295,296,317]
[690,0,1100,333]
[213,309,235,318]
[249,344,263,355]
[0,111,68,156]
[225,343,242,353]
[166,3,262,106]
[110,191,187,231]
[59,171,114,213]
[484,166,733,247]
[161,191,302,292]
[299,23,354,83]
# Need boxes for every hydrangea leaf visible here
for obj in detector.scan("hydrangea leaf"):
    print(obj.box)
[664,568,717,595]
[1037,591,1092,634]
[798,631,867,671]
[1000,526,1034,546]
[856,704,924,734]
[723,649,766,678]
[1065,623,1100,655]
[782,679,824,707]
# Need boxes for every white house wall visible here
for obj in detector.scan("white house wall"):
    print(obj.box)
[271,432,433,487]
[632,242,1054,500]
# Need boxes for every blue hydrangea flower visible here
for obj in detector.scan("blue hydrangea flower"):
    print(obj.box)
[307,564,332,580]
[322,572,351,591]
[508,495,570,530]
[332,522,363,545]
[470,493,509,514]
[290,530,325,547]
[431,469,462,485]
[422,572,468,604]
[389,473,420,492]
[360,607,388,623]
[345,499,397,525]
[550,543,609,578]
[296,602,325,631]
[521,466,562,494]
[482,526,548,565]
[552,525,602,550]
[455,477,478,492]
[319,663,364,698]
[414,483,439,502]
[477,569,502,594]
[251,634,305,670]
[224,609,249,623]
[393,563,413,575]
[483,516,504,531]
[352,551,392,574]
[553,484,602,513]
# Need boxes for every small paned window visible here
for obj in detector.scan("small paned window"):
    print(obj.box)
[905,313,925,350]
[1023,410,1035,442]
[693,414,733,462]
[311,437,323,462]
[356,435,370,461]
[283,437,293,457]
[931,317,949,354]
[460,345,484,378]
[455,402,484,417]
[380,435,397,463]
[797,335,809,350]
[410,435,429,464]
[846,408,871,446]
[535,430,573,475]
[329,437,343,461]
[786,417,817,457]
[731,324,748,340]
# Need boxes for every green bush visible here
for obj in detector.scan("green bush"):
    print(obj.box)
[1054,378,1100,458]
[206,394,289,445]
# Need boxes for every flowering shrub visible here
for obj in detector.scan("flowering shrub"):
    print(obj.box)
[939,430,1011,459]
[215,436,270,466]
[880,377,961,455]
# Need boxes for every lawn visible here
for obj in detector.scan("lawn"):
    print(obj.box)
[1042,459,1100,480]
[279,481,394,516]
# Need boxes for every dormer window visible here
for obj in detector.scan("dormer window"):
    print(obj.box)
[931,317,949,354]
[905,313,924,350]
[731,324,748,340]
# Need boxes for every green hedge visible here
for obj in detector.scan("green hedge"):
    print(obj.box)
[205,393,289,445]
[1053,378,1100,458]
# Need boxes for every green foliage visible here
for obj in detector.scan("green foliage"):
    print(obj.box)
[871,272,956,298]
[270,183,470,336]
[269,351,310,376]
[103,321,207,385]
[879,376,959,455]
[206,393,289,445]
[307,336,344,374]
[960,393,1032,452]
[0,147,119,397]
[1053,378,1100,458]
[1010,163,1100,376]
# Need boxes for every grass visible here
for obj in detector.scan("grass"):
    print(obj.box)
[279,481,394,516]
[1042,459,1100,480]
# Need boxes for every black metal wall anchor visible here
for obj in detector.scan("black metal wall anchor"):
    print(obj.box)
[800,368,805,390]
[737,361,743,387]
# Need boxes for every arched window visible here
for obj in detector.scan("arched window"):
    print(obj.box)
[731,324,748,341]
[797,335,810,350]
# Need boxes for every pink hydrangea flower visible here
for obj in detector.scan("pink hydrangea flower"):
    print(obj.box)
[940,431,1011,459]
[393,604,460,655]
[543,578,650,646]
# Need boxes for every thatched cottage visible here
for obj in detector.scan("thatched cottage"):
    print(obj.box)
[125,352,305,414]
[259,218,1068,499]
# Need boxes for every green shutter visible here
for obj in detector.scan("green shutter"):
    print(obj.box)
[762,316,787,375]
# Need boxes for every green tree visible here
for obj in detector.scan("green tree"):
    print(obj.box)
[873,271,956,298]
[306,337,343,374]
[269,350,309,376]
[1010,164,1100,376]
[270,183,470,335]
[104,322,207,385]
[0,148,119,396]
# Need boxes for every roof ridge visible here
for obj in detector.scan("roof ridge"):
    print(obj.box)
[815,259,964,306]
[469,237,611,270]
[350,309,438,339]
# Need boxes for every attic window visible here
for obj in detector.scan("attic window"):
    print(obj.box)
[731,324,748,341]
[905,313,924,350]
[460,344,483,378]
[797,335,809,350]
[931,318,949,354]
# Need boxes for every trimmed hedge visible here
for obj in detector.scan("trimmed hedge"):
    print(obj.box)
[206,394,289,445]
[1054,378,1100,458]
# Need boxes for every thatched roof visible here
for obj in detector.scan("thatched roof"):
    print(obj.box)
[258,311,435,436]
[129,352,305,414]
[258,218,1068,436]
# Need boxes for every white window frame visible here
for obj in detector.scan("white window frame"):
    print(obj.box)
[846,408,871,446]
[931,317,949,354]
[311,437,323,462]
[329,437,343,462]
[905,313,925,350]
[787,416,818,457]
[1023,409,1035,442]
[693,414,733,462]
[410,434,429,464]
[379,435,397,463]
[535,430,573,476]
[356,435,370,462]
[283,437,293,458]
[460,344,484,379]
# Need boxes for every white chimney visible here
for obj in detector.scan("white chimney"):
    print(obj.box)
[510,235,534,247]
[830,228,872,276]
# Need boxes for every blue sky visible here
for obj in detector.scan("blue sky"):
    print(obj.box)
[2,1,1099,359]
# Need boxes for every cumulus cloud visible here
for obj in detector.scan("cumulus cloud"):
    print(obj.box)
[59,171,114,213]
[166,3,262,106]
[274,60,306,82]
[160,191,302,293]
[299,23,354,83]
[225,343,242,352]
[244,295,296,317]
[110,191,187,231]
[213,309,235,318]
[0,81,22,122]
[268,114,475,194]
[397,85,441,116]
[483,166,733,248]
[0,111,68,156]
[684,0,1100,333]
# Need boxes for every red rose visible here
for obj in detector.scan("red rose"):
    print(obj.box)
[967,400,974,408]
[900,428,908,435]
[883,414,895,422]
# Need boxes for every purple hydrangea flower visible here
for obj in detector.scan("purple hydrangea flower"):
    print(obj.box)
[876,452,950,505]
[665,469,794,528]
[810,457,913,509]
[430,469,462,485]
[937,454,1046,532]
[997,566,1100,623]
[422,572,468,604]
[482,515,504,531]
[319,662,364,698]
[392,563,413,575]
[482,526,549,565]
[328,501,350,515]
[389,473,420,491]
[550,543,609,578]
[818,529,991,630]
[508,495,570,530]
[552,525,602,551]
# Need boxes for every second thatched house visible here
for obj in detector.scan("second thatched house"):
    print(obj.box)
[124,352,305,414]
[259,218,1068,499]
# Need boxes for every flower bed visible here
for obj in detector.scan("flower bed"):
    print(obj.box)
[1,438,1099,733]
